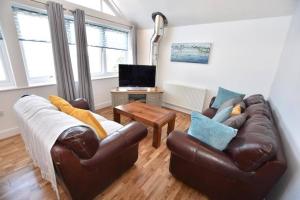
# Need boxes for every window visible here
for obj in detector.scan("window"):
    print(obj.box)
[66,0,102,11]
[66,0,116,16]
[66,20,129,78]
[13,7,56,85]
[0,29,14,87]
[87,23,128,76]
[13,6,129,85]
[103,28,128,73]
[106,49,127,73]
[65,19,78,80]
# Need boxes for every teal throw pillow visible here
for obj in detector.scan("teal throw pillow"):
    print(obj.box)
[211,87,245,109]
[212,106,233,122]
[188,111,237,151]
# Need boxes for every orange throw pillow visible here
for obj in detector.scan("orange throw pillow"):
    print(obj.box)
[49,95,107,139]
[231,104,242,116]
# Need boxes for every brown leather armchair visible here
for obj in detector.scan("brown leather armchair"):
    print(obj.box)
[51,99,148,200]
[167,95,286,200]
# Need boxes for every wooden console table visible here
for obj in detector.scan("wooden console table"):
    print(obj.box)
[111,87,164,107]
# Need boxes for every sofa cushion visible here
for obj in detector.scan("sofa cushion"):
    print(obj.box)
[217,96,243,113]
[188,111,237,151]
[226,114,277,171]
[100,120,124,135]
[212,106,233,122]
[91,112,123,135]
[211,87,245,109]
[239,101,246,112]
[246,103,271,119]
[223,113,247,129]
[244,94,265,107]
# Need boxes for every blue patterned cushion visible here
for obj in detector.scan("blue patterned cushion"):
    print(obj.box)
[211,87,245,109]
[188,111,237,150]
[212,106,233,122]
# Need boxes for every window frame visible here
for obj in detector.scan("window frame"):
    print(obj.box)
[104,48,129,74]
[18,40,56,85]
[66,19,130,79]
[85,21,130,78]
[65,0,118,16]
[13,7,56,85]
[0,32,15,88]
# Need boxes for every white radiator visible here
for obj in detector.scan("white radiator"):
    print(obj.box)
[163,83,206,113]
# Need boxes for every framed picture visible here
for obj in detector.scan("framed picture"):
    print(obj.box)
[171,43,211,64]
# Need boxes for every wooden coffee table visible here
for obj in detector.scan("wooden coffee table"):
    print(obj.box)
[113,102,176,148]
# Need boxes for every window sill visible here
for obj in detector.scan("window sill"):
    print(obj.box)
[0,83,56,92]
[0,76,118,92]
[91,75,118,81]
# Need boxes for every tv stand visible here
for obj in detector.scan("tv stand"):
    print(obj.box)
[122,87,149,91]
[111,87,164,107]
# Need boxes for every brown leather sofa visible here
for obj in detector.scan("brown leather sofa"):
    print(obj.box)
[50,99,148,200]
[167,95,286,200]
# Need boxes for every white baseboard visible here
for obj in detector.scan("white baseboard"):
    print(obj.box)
[0,127,20,140]
[163,102,193,114]
[95,101,112,110]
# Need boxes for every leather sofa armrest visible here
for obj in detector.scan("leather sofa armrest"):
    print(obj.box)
[202,97,217,118]
[81,121,147,168]
[167,131,253,180]
[202,108,217,118]
[56,126,99,159]
[209,96,216,108]
[70,98,90,110]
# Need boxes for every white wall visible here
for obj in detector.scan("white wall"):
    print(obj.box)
[268,1,300,199]
[137,16,291,109]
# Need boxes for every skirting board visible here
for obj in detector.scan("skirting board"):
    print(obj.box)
[95,101,112,110]
[0,127,20,140]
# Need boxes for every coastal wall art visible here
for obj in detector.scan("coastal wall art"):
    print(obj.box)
[170,43,211,64]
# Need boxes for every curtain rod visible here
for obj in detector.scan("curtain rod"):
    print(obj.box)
[28,0,132,28]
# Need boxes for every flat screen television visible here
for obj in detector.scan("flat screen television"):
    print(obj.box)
[119,64,156,87]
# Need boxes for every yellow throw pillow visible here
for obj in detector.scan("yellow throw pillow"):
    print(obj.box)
[67,108,107,139]
[49,95,107,139]
[49,95,73,111]
[231,104,242,116]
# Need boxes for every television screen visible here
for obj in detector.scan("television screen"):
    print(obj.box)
[119,64,156,87]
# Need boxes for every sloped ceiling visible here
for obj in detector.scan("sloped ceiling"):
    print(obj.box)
[113,0,296,28]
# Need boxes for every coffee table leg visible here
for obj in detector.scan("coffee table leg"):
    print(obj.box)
[113,109,121,123]
[153,126,162,148]
[167,117,175,135]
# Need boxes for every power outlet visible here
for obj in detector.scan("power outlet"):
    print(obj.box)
[0,111,4,117]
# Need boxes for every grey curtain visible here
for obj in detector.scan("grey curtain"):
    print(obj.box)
[47,1,76,101]
[130,25,137,64]
[73,9,95,111]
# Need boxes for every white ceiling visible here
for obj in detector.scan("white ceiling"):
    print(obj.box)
[113,0,296,28]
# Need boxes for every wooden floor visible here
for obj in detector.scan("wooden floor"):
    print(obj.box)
[0,107,207,200]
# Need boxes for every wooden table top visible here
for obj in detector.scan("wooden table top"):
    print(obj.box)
[114,102,176,127]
